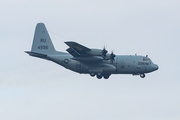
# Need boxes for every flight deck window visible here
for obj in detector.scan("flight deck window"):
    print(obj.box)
[143,57,149,61]
[140,57,150,65]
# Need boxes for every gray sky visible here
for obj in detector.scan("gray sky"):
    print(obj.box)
[0,0,180,120]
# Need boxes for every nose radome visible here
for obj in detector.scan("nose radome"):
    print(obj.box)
[153,64,159,70]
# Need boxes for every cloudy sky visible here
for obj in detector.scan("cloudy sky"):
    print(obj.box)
[0,0,180,120]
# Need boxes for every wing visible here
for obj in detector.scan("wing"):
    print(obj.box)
[65,41,91,57]
[65,41,103,62]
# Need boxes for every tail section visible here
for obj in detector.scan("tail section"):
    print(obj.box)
[31,23,56,55]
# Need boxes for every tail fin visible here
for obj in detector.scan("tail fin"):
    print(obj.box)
[31,23,56,55]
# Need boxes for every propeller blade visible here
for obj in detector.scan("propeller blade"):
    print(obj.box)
[110,51,116,62]
[102,47,108,58]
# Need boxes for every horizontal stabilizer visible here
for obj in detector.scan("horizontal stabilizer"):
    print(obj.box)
[25,51,47,59]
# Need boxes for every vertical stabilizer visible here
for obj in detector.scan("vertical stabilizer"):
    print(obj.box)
[31,23,56,55]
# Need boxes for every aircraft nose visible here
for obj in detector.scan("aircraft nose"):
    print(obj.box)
[152,64,159,71]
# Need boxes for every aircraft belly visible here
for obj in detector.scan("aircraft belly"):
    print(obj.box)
[117,65,142,74]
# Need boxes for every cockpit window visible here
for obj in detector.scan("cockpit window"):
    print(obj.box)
[143,57,152,64]
[143,57,149,61]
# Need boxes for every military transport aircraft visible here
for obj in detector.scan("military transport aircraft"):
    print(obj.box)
[25,23,158,79]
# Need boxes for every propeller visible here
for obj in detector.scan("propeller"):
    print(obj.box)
[110,51,116,63]
[102,47,108,59]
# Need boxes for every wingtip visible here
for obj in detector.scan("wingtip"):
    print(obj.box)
[64,41,75,43]
[64,41,76,45]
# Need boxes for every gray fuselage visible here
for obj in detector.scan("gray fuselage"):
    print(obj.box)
[47,54,158,75]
